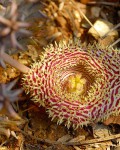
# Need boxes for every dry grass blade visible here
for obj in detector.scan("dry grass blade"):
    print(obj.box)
[71,0,101,38]
[64,133,120,146]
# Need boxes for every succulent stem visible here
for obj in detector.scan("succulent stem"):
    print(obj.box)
[1,52,30,73]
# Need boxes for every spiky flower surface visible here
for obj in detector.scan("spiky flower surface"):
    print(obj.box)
[22,41,120,129]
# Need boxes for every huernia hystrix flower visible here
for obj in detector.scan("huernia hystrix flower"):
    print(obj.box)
[22,40,120,129]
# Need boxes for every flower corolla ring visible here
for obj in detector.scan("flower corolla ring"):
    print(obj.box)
[22,41,120,129]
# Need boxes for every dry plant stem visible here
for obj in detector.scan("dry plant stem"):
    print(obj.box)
[64,133,120,146]
[21,130,120,146]
[87,1,120,7]
[1,52,30,73]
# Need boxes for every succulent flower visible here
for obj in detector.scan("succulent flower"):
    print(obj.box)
[22,41,120,129]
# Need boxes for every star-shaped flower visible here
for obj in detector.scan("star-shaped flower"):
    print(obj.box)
[0,79,23,119]
[0,1,30,49]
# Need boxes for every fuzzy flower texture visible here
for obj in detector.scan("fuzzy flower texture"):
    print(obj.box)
[22,41,120,129]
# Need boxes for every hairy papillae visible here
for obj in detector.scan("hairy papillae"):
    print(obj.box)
[2,40,120,129]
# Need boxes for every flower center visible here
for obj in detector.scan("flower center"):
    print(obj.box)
[54,60,105,104]
[64,73,87,95]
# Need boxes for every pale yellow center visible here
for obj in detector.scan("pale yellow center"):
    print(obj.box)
[65,73,87,95]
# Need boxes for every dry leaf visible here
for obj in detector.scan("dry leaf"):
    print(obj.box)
[93,124,112,138]
[69,135,85,143]
[57,134,72,143]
